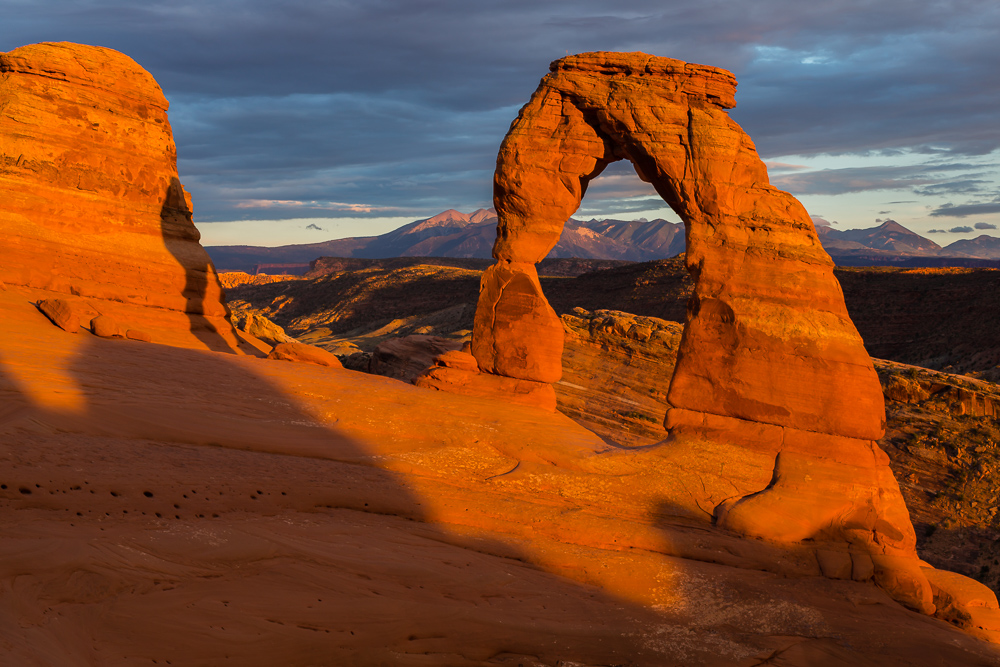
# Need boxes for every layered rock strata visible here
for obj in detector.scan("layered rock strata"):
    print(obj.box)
[472,52,933,611]
[0,42,238,350]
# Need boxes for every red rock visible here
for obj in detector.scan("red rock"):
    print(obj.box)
[91,315,125,338]
[230,309,295,348]
[432,349,480,373]
[416,365,557,412]
[473,51,930,612]
[557,309,682,446]
[370,335,462,382]
[267,342,343,368]
[36,298,80,332]
[0,42,240,350]
[471,262,563,383]
[367,336,557,412]
[126,329,152,343]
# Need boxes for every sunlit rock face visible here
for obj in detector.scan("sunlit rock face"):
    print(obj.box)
[0,42,230,339]
[475,51,933,612]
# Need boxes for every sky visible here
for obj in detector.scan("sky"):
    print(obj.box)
[2,0,998,247]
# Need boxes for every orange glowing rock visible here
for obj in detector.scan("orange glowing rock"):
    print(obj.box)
[416,347,557,412]
[36,298,81,333]
[472,51,932,612]
[267,342,344,368]
[0,42,237,349]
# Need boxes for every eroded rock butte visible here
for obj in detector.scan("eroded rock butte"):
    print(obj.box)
[469,51,939,613]
[0,42,241,350]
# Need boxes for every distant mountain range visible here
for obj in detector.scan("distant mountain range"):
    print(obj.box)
[205,210,1000,273]
[816,220,1000,266]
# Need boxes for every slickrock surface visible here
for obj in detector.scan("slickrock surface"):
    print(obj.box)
[230,308,295,348]
[371,334,464,382]
[267,341,343,368]
[3,284,1000,665]
[471,51,928,611]
[217,271,305,289]
[226,257,1000,640]
[558,309,682,446]
[0,42,242,352]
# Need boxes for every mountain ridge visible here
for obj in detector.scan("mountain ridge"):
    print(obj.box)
[205,212,1000,273]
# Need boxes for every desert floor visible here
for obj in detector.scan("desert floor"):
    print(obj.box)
[2,286,999,666]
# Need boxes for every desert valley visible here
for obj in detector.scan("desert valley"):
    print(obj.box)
[4,40,1000,667]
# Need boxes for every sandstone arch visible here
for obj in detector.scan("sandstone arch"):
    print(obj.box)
[472,52,934,611]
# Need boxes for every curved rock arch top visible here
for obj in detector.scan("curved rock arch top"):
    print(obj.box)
[474,51,883,439]
[471,52,936,612]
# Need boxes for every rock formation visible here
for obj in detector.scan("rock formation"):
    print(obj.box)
[266,342,343,368]
[0,42,240,350]
[471,52,934,611]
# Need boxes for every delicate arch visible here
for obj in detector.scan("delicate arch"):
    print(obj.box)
[475,51,884,439]
[471,53,935,612]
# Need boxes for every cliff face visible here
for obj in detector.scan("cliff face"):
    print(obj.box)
[0,42,233,348]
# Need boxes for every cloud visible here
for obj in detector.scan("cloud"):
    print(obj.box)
[931,198,1000,218]
[765,161,810,172]
[810,215,837,226]
[975,222,998,230]
[305,223,324,230]
[2,0,999,228]
[949,226,975,233]
[576,197,676,217]
[234,199,407,215]
[771,164,975,196]
[770,159,993,198]
[927,229,946,233]
[583,162,661,199]
[913,179,989,196]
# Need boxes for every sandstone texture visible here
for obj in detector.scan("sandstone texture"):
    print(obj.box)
[370,335,463,382]
[416,347,558,412]
[90,314,125,339]
[126,328,152,343]
[267,341,343,368]
[36,298,80,333]
[230,308,296,348]
[0,42,244,352]
[472,51,931,612]
[558,308,682,446]
[4,284,1000,664]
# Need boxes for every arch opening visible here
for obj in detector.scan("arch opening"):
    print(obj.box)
[464,51,940,613]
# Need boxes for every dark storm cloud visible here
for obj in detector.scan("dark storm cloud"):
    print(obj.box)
[1,0,998,222]
[976,222,998,230]
[949,226,975,233]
